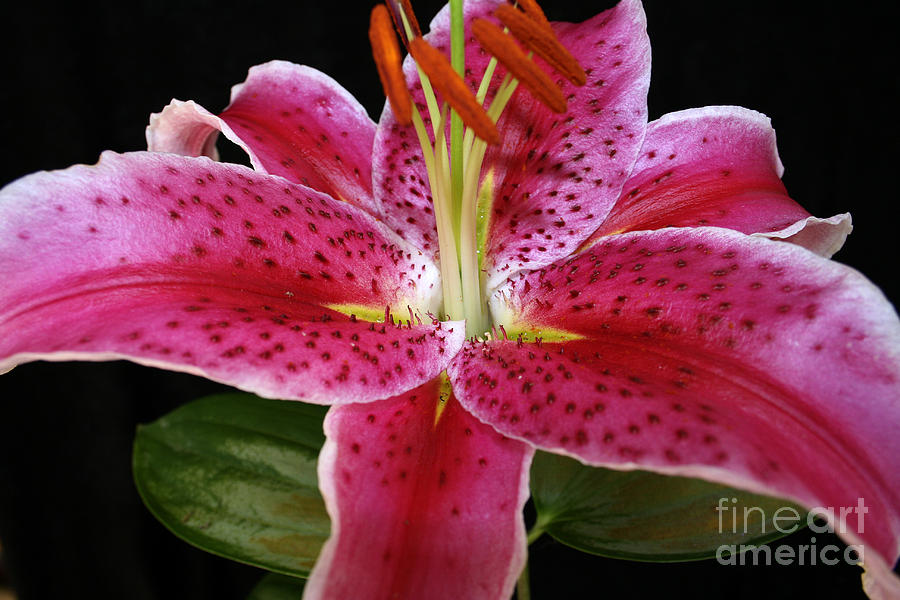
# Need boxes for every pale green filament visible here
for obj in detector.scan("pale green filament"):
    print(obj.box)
[402,1,525,336]
[410,106,463,320]
[398,8,442,139]
[459,75,519,337]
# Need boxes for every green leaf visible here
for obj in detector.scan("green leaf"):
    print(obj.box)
[530,451,805,562]
[247,573,305,600]
[133,392,330,577]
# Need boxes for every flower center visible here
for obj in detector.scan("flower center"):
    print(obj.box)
[369,0,585,338]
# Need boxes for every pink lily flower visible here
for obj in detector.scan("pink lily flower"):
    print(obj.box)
[1,1,898,599]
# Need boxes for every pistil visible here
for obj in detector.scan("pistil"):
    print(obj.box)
[449,0,466,264]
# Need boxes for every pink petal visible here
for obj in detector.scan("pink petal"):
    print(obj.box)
[306,378,532,600]
[372,0,652,287]
[148,61,376,208]
[451,227,900,593]
[0,151,462,403]
[588,106,851,256]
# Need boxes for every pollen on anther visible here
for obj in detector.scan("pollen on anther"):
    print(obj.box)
[409,38,500,144]
[386,0,422,45]
[370,4,413,126]
[493,4,586,86]
[472,18,567,113]
[509,0,551,28]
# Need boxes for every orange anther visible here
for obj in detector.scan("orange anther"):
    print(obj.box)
[509,0,551,31]
[495,4,587,86]
[471,18,567,113]
[387,0,422,47]
[408,38,500,145]
[370,4,413,126]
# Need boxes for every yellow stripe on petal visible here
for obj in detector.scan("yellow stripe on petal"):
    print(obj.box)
[324,303,387,323]
[434,372,453,426]
[503,323,584,343]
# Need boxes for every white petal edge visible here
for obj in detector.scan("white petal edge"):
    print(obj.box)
[753,213,853,258]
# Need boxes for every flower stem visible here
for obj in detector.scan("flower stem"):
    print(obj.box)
[515,525,545,600]
[526,524,544,545]
[516,557,531,600]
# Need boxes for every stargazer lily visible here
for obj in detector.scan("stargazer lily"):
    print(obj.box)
[0,0,898,598]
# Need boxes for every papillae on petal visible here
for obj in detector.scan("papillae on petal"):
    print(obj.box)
[452,227,900,594]
[148,61,377,210]
[0,152,462,404]
[307,377,532,600]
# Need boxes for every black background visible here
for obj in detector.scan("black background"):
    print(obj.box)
[0,1,897,598]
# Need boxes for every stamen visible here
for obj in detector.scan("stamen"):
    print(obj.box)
[369,4,413,126]
[508,0,551,31]
[408,38,500,145]
[471,18,567,113]
[386,0,422,48]
[494,4,587,86]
